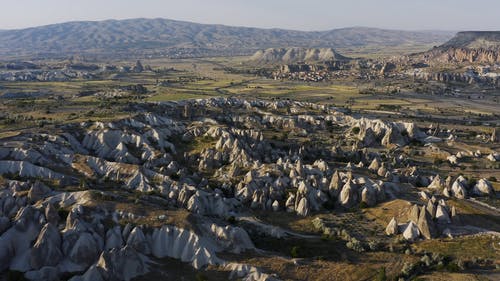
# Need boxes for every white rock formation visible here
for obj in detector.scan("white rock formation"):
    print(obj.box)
[385,217,398,235]
[473,179,494,196]
[427,175,444,190]
[402,221,420,241]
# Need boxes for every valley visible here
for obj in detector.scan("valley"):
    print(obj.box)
[0,17,498,281]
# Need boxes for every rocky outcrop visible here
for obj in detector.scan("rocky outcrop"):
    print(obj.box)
[93,246,149,281]
[436,205,451,224]
[451,177,467,199]
[385,217,398,235]
[30,224,63,269]
[250,47,350,64]
[65,232,100,268]
[473,179,494,196]
[126,226,151,254]
[352,118,427,148]
[148,225,220,269]
[402,221,420,241]
[0,161,64,180]
[0,206,41,272]
[424,47,500,64]
[226,262,280,281]
[420,32,500,64]
[417,206,437,239]
[408,204,420,223]
[427,175,444,190]
[28,181,52,203]
[339,180,358,208]
[0,96,494,281]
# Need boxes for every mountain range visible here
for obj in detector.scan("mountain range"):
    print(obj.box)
[0,18,455,59]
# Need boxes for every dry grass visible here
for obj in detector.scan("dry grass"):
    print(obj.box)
[417,271,500,281]
[364,198,414,227]
[253,210,317,234]
[122,209,196,230]
[0,131,21,139]
[413,236,500,261]
[233,251,418,281]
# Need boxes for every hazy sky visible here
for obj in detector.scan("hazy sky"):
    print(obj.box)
[1,0,499,31]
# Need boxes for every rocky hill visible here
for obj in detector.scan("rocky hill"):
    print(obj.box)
[249,47,350,64]
[419,31,500,64]
[0,18,453,59]
[439,31,500,50]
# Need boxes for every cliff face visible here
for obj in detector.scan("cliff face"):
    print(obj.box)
[424,47,500,64]
[420,31,500,64]
[412,71,500,87]
[440,31,500,50]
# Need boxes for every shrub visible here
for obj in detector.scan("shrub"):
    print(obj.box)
[346,237,365,252]
[368,240,380,251]
[446,262,460,272]
[352,127,361,134]
[376,267,387,281]
[290,246,301,258]
[400,262,416,277]
[195,273,208,281]
[420,254,432,267]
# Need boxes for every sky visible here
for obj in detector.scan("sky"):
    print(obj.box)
[0,0,499,31]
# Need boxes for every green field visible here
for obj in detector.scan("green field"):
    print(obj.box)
[1,57,499,137]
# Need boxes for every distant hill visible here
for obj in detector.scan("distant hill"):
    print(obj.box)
[0,18,454,59]
[249,48,350,64]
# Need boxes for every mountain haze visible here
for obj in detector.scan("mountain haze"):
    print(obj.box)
[0,18,454,59]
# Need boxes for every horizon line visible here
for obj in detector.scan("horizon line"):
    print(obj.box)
[0,17,463,33]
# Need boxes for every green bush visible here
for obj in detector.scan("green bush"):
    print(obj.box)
[290,246,301,258]
[195,273,208,281]
[346,237,365,252]
[368,240,380,251]
[376,267,387,281]
[446,262,461,272]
